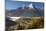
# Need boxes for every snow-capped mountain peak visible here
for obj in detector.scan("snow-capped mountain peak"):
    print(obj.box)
[22,3,33,9]
[28,3,33,8]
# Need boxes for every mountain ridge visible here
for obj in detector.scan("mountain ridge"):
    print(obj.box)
[6,6,44,17]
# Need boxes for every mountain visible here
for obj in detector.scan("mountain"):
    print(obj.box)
[5,6,44,17]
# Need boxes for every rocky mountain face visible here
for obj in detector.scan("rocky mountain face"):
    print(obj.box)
[5,6,44,17]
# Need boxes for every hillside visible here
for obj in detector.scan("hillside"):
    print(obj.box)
[6,6,44,17]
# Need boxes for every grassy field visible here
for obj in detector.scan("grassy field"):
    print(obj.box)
[6,16,44,31]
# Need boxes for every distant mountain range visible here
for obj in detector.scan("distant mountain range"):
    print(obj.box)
[5,6,44,17]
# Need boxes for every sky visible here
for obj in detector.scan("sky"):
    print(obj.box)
[5,0,44,10]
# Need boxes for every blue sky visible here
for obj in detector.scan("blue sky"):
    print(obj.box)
[5,0,44,10]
